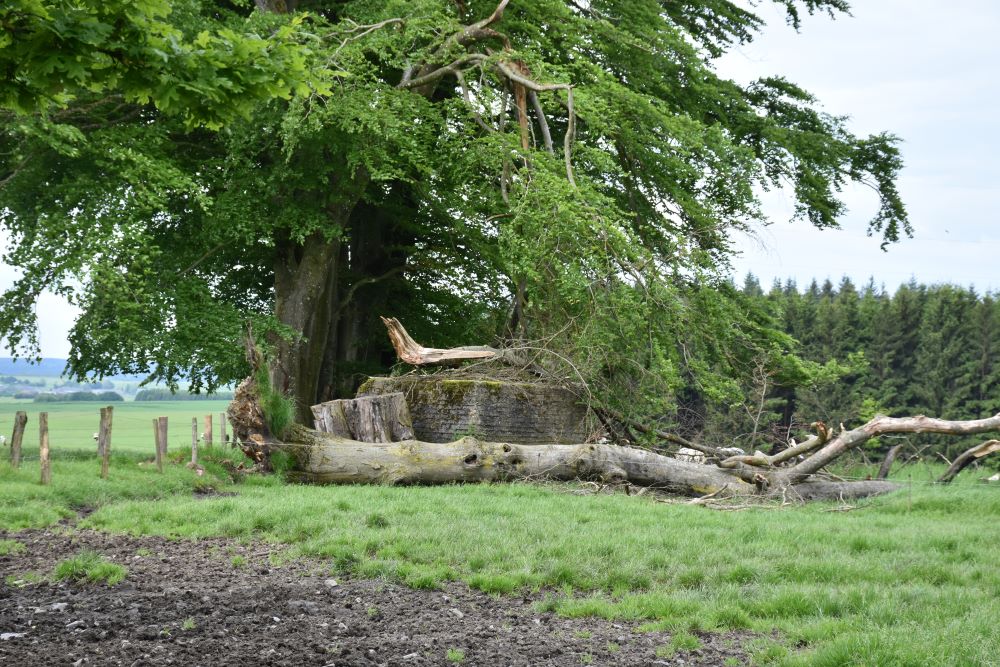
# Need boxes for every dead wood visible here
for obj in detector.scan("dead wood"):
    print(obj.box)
[876,442,905,480]
[774,411,1000,488]
[311,393,415,443]
[381,316,524,366]
[937,439,1000,484]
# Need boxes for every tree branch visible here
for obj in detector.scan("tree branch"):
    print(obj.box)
[529,90,554,153]
[785,411,1000,482]
[937,439,1000,484]
[398,53,488,90]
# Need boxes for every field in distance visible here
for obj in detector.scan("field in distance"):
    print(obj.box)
[0,399,233,454]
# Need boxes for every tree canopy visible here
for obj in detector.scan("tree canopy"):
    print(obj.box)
[0,0,908,425]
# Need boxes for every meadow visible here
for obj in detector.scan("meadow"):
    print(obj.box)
[1,440,997,666]
[0,398,233,454]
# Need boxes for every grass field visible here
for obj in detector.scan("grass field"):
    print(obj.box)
[0,399,232,454]
[1,447,997,666]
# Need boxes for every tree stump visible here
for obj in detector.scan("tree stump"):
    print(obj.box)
[311,393,415,443]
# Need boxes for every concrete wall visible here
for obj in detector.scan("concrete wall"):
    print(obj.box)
[358,376,589,444]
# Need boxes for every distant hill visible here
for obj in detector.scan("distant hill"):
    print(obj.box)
[0,358,147,381]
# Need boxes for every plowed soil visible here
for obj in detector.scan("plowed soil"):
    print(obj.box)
[1,529,750,666]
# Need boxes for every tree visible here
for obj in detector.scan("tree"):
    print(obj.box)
[1,0,328,127]
[1,0,909,429]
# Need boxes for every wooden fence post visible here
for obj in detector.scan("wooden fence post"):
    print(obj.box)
[39,412,50,485]
[157,416,168,470]
[220,412,227,447]
[203,414,213,448]
[99,406,113,479]
[10,411,26,468]
[153,418,162,472]
[191,417,198,465]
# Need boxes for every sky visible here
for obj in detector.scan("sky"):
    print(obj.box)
[3,0,999,358]
[720,0,1000,292]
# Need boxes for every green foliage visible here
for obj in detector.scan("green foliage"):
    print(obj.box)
[53,551,128,585]
[33,390,123,402]
[445,648,465,663]
[254,366,294,439]
[0,0,909,422]
[0,0,332,127]
[134,388,233,401]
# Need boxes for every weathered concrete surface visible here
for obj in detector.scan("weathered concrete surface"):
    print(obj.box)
[357,376,589,444]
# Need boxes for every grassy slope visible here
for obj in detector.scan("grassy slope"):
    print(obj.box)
[0,452,997,666]
[0,399,232,453]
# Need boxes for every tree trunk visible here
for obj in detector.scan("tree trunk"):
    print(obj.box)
[272,231,344,423]
[311,393,415,442]
[278,423,755,495]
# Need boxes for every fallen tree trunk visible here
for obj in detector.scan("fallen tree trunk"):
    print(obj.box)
[278,423,755,496]
[227,376,899,501]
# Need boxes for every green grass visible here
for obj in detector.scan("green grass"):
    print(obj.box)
[0,450,232,529]
[0,451,997,665]
[53,551,128,585]
[445,647,465,663]
[0,399,232,454]
[0,538,25,556]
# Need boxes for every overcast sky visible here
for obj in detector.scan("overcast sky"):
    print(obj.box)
[4,1,999,358]
[721,0,1000,293]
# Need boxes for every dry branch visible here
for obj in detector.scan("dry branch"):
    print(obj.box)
[381,316,527,366]
[876,442,905,480]
[782,411,1000,485]
[720,422,829,469]
[937,439,1000,484]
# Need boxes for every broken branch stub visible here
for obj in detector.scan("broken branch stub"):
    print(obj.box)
[380,316,527,367]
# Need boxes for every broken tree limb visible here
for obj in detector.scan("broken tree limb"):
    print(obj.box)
[876,442,905,480]
[381,316,526,366]
[937,440,1000,484]
[778,411,1000,486]
[720,422,829,469]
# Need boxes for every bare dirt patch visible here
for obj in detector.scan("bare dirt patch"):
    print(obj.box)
[1,529,750,666]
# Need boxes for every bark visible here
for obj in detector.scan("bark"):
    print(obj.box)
[776,411,1000,487]
[277,423,754,496]
[272,231,343,422]
[311,393,415,443]
[785,480,901,501]
[937,439,1000,484]
[876,443,905,480]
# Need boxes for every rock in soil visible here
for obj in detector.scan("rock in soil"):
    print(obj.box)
[1,529,751,666]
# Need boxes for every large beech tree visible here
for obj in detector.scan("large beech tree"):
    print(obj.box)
[1,0,908,426]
